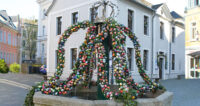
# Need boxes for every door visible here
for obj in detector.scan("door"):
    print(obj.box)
[159,58,164,79]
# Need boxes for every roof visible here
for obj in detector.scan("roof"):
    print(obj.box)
[188,51,200,57]
[11,16,19,22]
[0,10,17,30]
[129,0,154,11]
[136,0,152,7]
[46,0,154,16]
[170,11,183,19]
[152,3,163,10]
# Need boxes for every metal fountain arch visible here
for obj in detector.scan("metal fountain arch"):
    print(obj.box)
[38,0,160,100]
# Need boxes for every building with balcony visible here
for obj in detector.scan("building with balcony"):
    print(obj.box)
[36,0,53,65]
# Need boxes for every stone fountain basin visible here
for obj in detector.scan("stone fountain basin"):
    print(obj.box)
[33,91,173,106]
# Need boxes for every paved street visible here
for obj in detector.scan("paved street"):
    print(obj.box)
[0,73,200,106]
[161,78,200,106]
[0,73,43,106]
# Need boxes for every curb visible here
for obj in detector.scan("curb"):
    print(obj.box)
[0,79,32,90]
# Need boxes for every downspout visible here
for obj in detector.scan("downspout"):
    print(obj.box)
[151,11,156,79]
[168,21,174,79]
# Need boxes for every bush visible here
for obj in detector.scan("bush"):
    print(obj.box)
[9,63,20,73]
[0,59,9,73]
[24,86,36,106]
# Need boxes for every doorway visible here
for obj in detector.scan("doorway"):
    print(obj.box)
[159,58,164,79]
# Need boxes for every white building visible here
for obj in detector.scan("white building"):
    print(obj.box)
[36,0,53,64]
[44,0,185,82]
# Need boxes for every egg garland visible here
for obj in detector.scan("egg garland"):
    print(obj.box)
[36,18,164,102]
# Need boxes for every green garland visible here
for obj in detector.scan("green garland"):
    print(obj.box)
[36,18,163,103]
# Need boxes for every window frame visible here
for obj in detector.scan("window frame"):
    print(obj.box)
[144,15,149,36]
[127,48,133,71]
[172,54,175,70]
[56,16,62,35]
[72,12,79,25]
[70,48,78,69]
[190,22,197,41]
[160,22,164,40]
[172,27,176,43]
[128,9,134,31]
[143,49,149,71]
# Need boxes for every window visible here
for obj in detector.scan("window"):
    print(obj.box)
[172,54,175,70]
[172,27,175,43]
[22,52,25,60]
[7,53,9,64]
[22,40,26,47]
[90,7,98,22]
[72,12,78,24]
[15,36,17,46]
[160,22,164,39]
[43,26,46,36]
[144,16,149,35]
[57,16,62,35]
[8,33,11,45]
[4,52,6,60]
[0,30,2,42]
[128,9,134,31]
[0,52,2,59]
[127,48,133,70]
[4,31,6,43]
[143,50,149,70]
[71,48,77,69]
[191,22,197,40]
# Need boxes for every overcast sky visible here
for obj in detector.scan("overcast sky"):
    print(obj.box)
[0,0,39,19]
[146,0,187,16]
[0,0,187,19]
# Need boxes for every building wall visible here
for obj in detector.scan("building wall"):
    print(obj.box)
[0,23,19,65]
[46,0,185,82]
[37,0,52,64]
[185,7,200,47]
[185,6,200,79]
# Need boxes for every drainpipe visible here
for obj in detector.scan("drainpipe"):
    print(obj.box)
[151,11,156,79]
[168,21,174,79]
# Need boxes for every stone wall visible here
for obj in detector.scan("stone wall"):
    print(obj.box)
[33,91,173,106]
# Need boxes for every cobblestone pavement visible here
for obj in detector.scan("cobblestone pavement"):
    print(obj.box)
[0,73,43,106]
[161,78,200,106]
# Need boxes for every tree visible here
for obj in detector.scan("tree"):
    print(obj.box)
[22,18,38,60]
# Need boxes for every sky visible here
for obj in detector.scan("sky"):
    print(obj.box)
[0,0,187,19]
[146,0,187,16]
[0,0,39,19]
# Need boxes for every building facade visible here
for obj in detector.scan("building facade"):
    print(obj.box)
[185,0,200,79]
[45,0,185,82]
[36,0,53,65]
[21,19,38,63]
[0,10,21,65]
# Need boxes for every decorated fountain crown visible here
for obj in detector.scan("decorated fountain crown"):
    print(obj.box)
[92,0,119,23]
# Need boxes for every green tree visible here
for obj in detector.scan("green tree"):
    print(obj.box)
[22,18,38,60]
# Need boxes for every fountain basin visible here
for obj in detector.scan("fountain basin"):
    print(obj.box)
[33,91,173,106]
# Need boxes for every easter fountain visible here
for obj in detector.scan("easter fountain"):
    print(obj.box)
[33,0,173,106]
